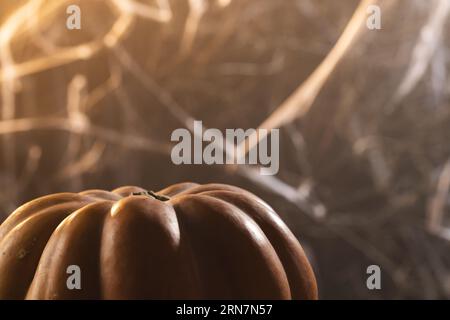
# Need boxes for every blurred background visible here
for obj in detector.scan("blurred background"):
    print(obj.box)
[1,0,450,299]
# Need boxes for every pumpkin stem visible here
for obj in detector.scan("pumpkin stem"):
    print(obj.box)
[131,190,171,201]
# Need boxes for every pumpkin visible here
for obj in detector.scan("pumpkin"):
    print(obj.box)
[0,182,317,300]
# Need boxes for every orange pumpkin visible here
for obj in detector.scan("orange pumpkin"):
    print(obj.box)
[0,183,317,299]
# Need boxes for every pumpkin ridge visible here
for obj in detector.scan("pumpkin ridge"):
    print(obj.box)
[177,183,272,210]
[170,206,207,299]
[0,201,94,299]
[200,194,293,298]
[79,189,122,201]
[171,195,238,298]
[174,183,247,197]
[0,201,93,245]
[100,196,181,299]
[172,194,291,299]
[0,194,93,241]
[197,190,318,299]
[27,201,113,299]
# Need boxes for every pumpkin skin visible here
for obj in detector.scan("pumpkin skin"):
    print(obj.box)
[0,183,317,300]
